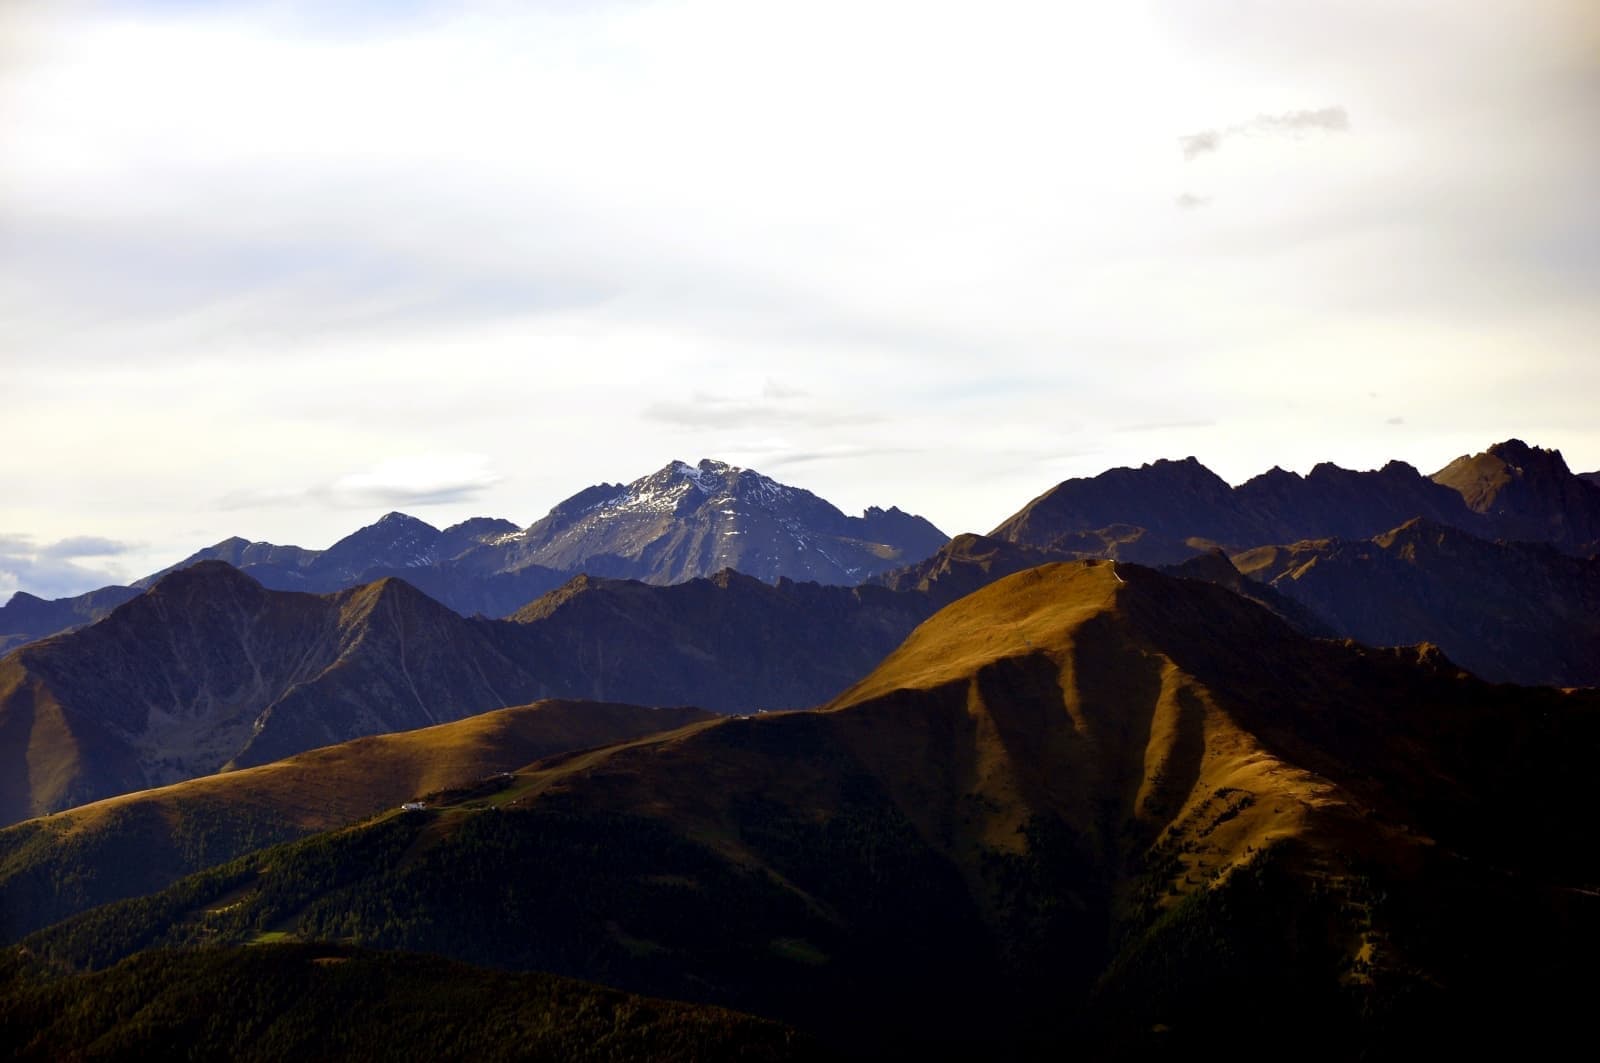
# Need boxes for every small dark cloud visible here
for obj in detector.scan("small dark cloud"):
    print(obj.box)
[1174,192,1212,210]
[1181,105,1350,160]
[1386,416,1406,425]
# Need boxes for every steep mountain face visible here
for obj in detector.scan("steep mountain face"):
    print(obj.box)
[33,563,1598,1054]
[300,512,445,583]
[0,563,561,825]
[1432,438,1600,555]
[1157,548,1335,637]
[991,440,1597,564]
[874,532,1074,606]
[0,585,140,655]
[1234,459,1489,541]
[487,459,948,585]
[990,456,1254,562]
[132,537,319,589]
[507,569,932,711]
[0,700,711,940]
[1233,518,1600,686]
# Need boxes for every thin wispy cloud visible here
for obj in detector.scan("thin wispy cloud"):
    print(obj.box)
[1174,192,1212,210]
[641,390,871,431]
[758,445,920,469]
[1112,419,1218,435]
[1181,106,1350,160]
[215,455,503,512]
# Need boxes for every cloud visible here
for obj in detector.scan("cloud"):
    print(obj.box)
[325,454,502,508]
[213,454,503,512]
[0,533,135,599]
[1174,192,1212,210]
[641,389,870,430]
[1179,130,1221,160]
[1112,419,1217,434]
[1181,105,1350,160]
[36,535,132,559]
[757,445,919,468]
[1386,416,1406,425]
[761,378,808,400]
[1253,106,1350,135]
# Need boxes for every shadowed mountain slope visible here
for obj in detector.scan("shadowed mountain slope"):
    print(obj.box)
[29,562,1597,1055]
[0,586,140,656]
[507,569,931,710]
[0,700,710,940]
[990,439,1598,564]
[1432,438,1600,555]
[873,532,1073,605]
[1156,548,1335,637]
[1233,518,1600,686]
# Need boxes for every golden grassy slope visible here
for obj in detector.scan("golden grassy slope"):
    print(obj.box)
[485,561,1372,929]
[55,700,713,838]
[0,700,714,941]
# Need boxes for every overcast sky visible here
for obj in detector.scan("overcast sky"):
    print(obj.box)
[3,0,1598,597]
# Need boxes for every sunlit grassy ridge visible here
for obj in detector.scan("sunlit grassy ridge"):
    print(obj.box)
[0,700,710,940]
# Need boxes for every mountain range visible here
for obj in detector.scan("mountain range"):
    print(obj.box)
[4,437,1600,1057]
[993,438,1600,563]
[0,459,947,650]
[13,560,1595,1055]
[8,441,1595,668]
[6,439,1600,830]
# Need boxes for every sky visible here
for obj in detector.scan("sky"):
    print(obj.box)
[2,0,1598,597]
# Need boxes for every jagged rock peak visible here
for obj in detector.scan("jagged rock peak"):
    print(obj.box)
[1486,438,1571,475]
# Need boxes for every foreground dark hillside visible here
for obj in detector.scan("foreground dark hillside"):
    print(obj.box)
[23,562,1597,1056]
[0,944,816,1062]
